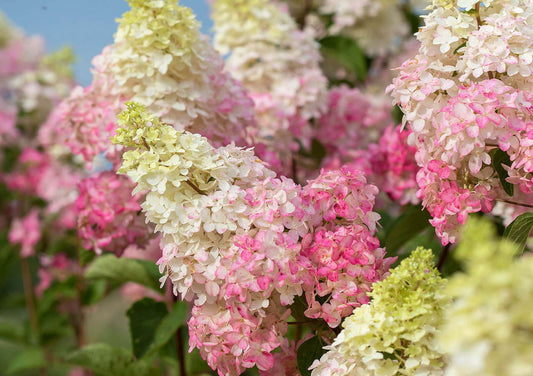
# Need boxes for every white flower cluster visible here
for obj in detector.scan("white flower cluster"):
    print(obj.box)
[317,0,409,57]
[106,0,256,147]
[212,0,328,173]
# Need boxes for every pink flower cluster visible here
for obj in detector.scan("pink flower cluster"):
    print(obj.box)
[75,172,149,256]
[388,0,533,243]
[316,87,419,206]
[3,148,80,229]
[0,33,43,145]
[8,209,41,258]
[42,83,124,169]
[368,125,419,205]
[36,253,76,297]
[317,86,392,159]
[298,166,395,327]
[179,165,394,375]
[4,148,49,196]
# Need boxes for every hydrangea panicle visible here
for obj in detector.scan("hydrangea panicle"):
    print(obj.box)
[311,248,449,376]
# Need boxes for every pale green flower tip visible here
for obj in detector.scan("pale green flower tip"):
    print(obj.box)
[371,247,441,299]
[455,217,519,266]
[112,101,162,147]
[117,0,199,53]
[42,46,76,79]
[0,10,16,48]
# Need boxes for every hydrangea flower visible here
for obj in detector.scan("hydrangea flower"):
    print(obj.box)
[388,0,533,244]
[113,103,392,375]
[311,248,449,376]
[108,0,255,147]
[75,172,149,256]
[212,0,328,177]
[439,218,533,376]
[8,209,41,258]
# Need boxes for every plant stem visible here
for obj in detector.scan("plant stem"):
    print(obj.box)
[437,244,451,271]
[141,136,150,150]
[21,257,39,337]
[294,323,302,341]
[167,284,187,376]
[287,320,314,325]
[185,180,205,195]
[497,199,533,209]
[176,326,187,376]
[21,257,46,376]
[292,157,300,185]
[475,3,482,28]
[296,0,312,30]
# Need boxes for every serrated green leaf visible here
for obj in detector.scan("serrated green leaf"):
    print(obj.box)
[85,254,162,292]
[145,301,187,357]
[6,348,46,375]
[384,205,432,254]
[490,148,514,196]
[503,213,533,254]
[65,343,158,376]
[319,36,367,82]
[127,298,168,358]
[297,336,326,376]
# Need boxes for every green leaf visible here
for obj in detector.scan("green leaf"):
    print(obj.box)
[145,301,187,357]
[453,42,467,54]
[127,298,168,358]
[81,279,108,306]
[310,139,327,164]
[391,105,404,125]
[288,295,309,323]
[297,336,327,376]
[85,254,162,292]
[490,148,514,196]
[0,321,26,344]
[384,205,432,254]
[0,234,17,290]
[6,348,46,375]
[319,36,367,82]
[403,8,422,35]
[503,213,533,254]
[65,343,158,376]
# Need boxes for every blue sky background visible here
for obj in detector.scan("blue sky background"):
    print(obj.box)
[1,0,213,85]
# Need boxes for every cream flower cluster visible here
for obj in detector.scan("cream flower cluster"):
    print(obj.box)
[212,0,328,176]
[439,219,533,376]
[311,248,449,376]
[113,103,302,374]
[49,0,255,168]
[108,0,255,148]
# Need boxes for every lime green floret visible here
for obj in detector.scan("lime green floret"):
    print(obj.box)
[42,46,76,79]
[0,11,15,47]
[116,0,200,55]
[333,248,448,375]
[112,102,167,149]
[368,248,446,316]
[112,102,220,194]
